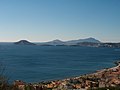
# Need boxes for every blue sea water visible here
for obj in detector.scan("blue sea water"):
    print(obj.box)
[0,43,120,83]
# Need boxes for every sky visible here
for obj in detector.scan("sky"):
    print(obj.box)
[0,0,120,42]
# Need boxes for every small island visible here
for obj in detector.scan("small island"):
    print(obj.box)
[14,40,36,45]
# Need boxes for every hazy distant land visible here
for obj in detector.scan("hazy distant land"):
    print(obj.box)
[14,37,120,48]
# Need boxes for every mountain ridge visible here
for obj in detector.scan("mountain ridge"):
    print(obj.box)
[41,37,101,46]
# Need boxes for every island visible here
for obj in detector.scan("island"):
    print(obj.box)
[14,40,36,45]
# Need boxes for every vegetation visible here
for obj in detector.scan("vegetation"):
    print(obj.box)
[0,63,7,89]
[92,86,120,90]
[0,63,19,90]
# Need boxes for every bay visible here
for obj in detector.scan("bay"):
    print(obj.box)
[0,43,120,83]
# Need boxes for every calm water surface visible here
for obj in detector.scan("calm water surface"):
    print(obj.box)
[0,43,120,83]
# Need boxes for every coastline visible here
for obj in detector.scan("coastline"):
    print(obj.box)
[14,61,120,90]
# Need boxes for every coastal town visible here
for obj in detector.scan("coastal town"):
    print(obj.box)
[12,61,120,90]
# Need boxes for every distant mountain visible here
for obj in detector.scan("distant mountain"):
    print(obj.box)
[14,38,120,48]
[42,39,65,46]
[65,37,101,45]
[80,37,101,43]
[14,40,36,45]
[40,37,101,46]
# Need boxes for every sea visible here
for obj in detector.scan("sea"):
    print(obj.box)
[0,43,120,83]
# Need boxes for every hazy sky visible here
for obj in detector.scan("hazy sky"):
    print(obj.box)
[0,0,120,42]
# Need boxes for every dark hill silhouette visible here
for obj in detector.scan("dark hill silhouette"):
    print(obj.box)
[14,40,36,45]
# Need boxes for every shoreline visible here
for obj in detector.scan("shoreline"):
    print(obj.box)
[13,61,120,90]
